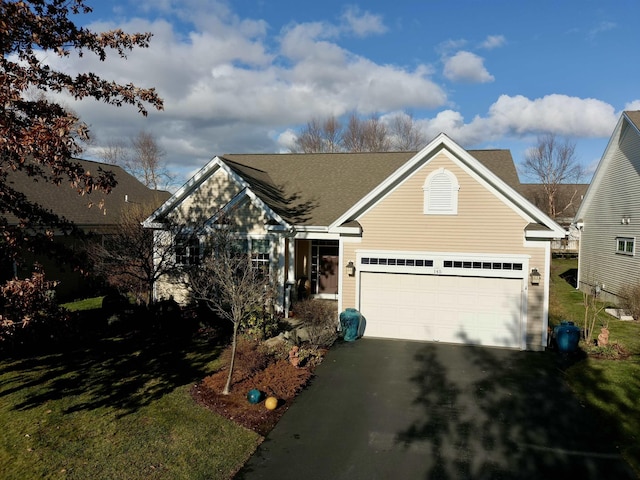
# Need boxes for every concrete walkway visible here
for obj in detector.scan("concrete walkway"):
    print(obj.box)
[236,339,636,480]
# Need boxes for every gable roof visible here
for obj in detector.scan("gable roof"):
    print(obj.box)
[3,158,170,229]
[147,134,563,238]
[575,110,640,223]
[330,133,564,237]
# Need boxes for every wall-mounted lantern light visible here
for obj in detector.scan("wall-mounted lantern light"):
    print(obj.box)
[530,268,541,286]
[346,260,356,277]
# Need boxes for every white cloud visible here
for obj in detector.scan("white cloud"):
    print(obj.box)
[414,94,619,146]
[479,35,506,50]
[589,21,616,38]
[624,100,640,111]
[443,51,494,83]
[436,38,467,56]
[36,4,628,187]
[45,7,444,179]
[341,6,387,37]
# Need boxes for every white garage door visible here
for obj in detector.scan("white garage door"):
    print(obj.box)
[359,273,523,348]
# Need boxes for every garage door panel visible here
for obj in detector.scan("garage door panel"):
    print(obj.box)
[359,272,522,348]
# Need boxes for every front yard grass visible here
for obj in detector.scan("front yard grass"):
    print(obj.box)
[0,324,260,479]
[550,258,640,474]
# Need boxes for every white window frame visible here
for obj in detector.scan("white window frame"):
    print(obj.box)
[174,234,200,265]
[233,236,272,274]
[423,168,459,215]
[616,237,635,256]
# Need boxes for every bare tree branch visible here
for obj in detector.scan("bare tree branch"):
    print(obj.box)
[522,134,584,218]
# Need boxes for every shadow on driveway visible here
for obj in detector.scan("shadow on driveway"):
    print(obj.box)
[237,339,635,480]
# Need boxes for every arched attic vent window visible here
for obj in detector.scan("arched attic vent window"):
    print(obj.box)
[423,168,460,215]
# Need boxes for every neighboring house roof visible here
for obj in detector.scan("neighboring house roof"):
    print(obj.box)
[147,133,564,238]
[519,183,589,220]
[3,158,171,230]
[575,110,640,223]
[626,110,640,129]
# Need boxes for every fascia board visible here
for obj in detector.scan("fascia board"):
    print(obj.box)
[203,187,291,231]
[525,230,566,239]
[143,156,229,228]
[442,142,566,237]
[575,114,628,223]
[329,225,362,235]
[329,133,565,237]
[243,188,291,230]
[329,133,448,229]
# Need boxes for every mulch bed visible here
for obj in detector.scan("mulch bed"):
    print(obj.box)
[190,339,326,436]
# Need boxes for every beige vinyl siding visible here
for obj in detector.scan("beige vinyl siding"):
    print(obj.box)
[579,121,640,301]
[358,153,529,253]
[340,152,550,349]
[526,247,547,347]
[341,242,358,310]
[174,168,243,224]
[234,200,270,235]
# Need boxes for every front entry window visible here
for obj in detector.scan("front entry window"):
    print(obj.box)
[311,240,339,296]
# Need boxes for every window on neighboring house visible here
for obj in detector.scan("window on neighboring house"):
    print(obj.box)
[175,235,200,265]
[616,237,635,256]
[423,168,459,215]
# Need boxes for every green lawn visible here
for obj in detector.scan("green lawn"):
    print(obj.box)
[60,296,105,312]
[0,325,260,479]
[550,258,640,474]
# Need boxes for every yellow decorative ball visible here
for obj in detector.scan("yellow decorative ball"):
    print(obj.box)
[265,396,278,410]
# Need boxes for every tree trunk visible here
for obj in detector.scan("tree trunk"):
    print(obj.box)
[223,320,239,395]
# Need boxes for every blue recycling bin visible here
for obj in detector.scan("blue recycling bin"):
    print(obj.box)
[554,321,580,353]
[339,308,361,342]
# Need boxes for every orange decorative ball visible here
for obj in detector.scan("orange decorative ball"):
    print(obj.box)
[265,396,278,410]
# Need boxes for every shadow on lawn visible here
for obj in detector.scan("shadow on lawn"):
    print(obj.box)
[396,343,636,479]
[0,319,227,417]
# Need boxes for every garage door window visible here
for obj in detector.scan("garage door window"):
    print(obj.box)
[423,168,459,215]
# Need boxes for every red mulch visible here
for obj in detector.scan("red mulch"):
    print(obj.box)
[191,339,324,436]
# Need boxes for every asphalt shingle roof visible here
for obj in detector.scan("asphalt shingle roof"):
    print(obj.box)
[3,159,170,230]
[626,110,640,130]
[222,149,521,226]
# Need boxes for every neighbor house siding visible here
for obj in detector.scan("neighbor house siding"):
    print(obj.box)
[579,121,640,301]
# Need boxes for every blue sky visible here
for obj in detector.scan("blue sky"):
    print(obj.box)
[51,0,640,186]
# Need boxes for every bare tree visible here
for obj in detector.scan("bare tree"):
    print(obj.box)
[361,115,391,152]
[390,112,426,151]
[187,225,272,395]
[341,113,367,152]
[87,200,182,305]
[127,131,174,190]
[97,131,174,190]
[295,112,423,153]
[99,138,129,166]
[295,116,343,153]
[522,134,584,218]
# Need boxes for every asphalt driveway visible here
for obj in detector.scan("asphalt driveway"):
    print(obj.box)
[236,339,635,480]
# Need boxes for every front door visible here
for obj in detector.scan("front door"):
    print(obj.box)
[310,241,339,296]
[319,254,339,294]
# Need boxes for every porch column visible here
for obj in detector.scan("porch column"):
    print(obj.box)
[287,238,295,284]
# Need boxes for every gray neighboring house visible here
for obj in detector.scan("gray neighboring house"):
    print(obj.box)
[2,158,170,299]
[574,110,640,303]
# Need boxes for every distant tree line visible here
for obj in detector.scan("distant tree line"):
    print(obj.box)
[293,112,427,153]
